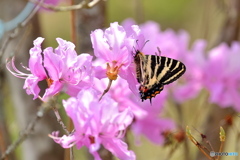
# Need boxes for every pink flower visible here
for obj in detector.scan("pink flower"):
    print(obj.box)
[172,40,207,102]
[122,19,191,101]
[93,77,147,118]
[7,37,93,101]
[87,68,173,145]
[50,88,135,160]
[130,91,176,145]
[94,75,175,145]
[204,42,240,111]
[90,22,133,80]
[91,22,146,97]
[132,117,176,145]
[122,19,189,60]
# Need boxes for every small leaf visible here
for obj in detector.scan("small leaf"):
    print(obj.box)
[219,126,225,142]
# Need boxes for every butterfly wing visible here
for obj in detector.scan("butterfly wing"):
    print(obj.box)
[155,56,186,85]
[134,51,186,102]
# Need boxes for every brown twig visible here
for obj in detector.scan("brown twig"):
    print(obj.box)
[51,105,74,160]
[52,105,70,135]
[192,126,214,153]
[217,141,224,160]
[235,132,240,160]
[217,127,226,160]
[173,101,190,160]
[0,0,44,67]
[0,98,53,160]
[186,126,215,160]
[29,0,104,12]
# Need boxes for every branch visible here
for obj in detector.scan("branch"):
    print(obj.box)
[186,126,215,160]
[0,0,44,67]
[49,98,73,160]
[52,105,70,135]
[29,0,104,12]
[0,98,54,160]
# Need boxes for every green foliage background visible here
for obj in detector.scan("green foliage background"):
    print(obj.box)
[39,0,225,48]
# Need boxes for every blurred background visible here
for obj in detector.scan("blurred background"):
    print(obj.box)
[0,0,239,160]
[40,0,225,47]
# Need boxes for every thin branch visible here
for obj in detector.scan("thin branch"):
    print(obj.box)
[192,127,214,153]
[186,126,215,160]
[29,0,104,12]
[235,132,240,160]
[0,98,54,160]
[217,141,224,160]
[50,99,74,160]
[54,107,74,160]
[21,1,44,26]
[52,105,70,135]
[0,0,44,67]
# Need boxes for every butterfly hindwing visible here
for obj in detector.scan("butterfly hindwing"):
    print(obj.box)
[134,50,186,102]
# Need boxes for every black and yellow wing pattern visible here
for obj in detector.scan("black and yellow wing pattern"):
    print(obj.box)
[134,50,186,102]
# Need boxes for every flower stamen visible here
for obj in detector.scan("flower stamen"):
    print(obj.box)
[46,78,54,87]
[99,61,123,101]
[106,61,123,80]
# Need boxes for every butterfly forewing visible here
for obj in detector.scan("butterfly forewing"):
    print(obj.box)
[134,50,146,83]
[134,50,186,102]
[156,56,186,85]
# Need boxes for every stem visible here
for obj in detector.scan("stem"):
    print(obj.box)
[235,131,240,160]
[217,141,224,160]
[52,106,70,135]
[174,102,191,160]
[0,99,53,160]
[29,0,103,12]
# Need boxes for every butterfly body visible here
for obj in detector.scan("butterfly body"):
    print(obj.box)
[134,50,186,102]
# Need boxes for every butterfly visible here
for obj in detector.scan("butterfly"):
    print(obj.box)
[134,48,186,102]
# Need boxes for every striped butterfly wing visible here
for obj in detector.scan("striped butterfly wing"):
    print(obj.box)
[150,55,186,85]
[134,51,186,102]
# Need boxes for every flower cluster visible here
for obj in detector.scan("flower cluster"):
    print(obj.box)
[7,37,93,101]
[7,19,240,160]
[7,22,176,160]
[51,88,135,160]
[122,19,240,111]
[203,42,240,111]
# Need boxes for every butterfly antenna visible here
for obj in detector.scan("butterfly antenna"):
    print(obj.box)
[135,40,150,51]
[156,47,162,56]
[143,40,150,49]
[135,40,139,51]
[133,45,137,53]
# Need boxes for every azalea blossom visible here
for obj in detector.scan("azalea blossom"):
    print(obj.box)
[50,88,135,160]
[90,22,133,81]
[93,77,147,118]
[172,40,207,102]
[122,19,193,102]
[93,76,176,145]
[132,116,176,145]
[91,22,146,98]
[7,37,93,101]
[130,90,176,145]
[122,19,189,60]
[204,42,240,111]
